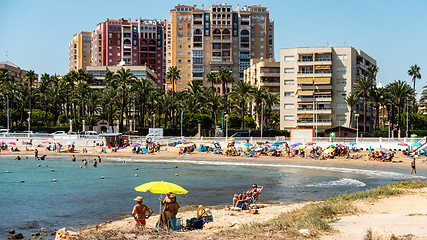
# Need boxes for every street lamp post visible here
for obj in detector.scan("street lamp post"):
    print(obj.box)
[69,119,73,133]
[82,120,85,132]
[260,101,264,140]
[6,95,9,131]
[180,111,184,138]
[153,114,155,129]
[27,111,31,138]
[129,120,133,132]
[355,113,360,142]
[225,114,229,142]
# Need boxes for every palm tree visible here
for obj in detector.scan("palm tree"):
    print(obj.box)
[370,87,388,130]
[251,86,268,128]
[47,85,64,123]
[216,67,233,95]
[100,87,118,127]
[24,70,37,115]
[353,77,373,132]
[367,64,379,82]
[74,81,91,120]
[206,88,223,129]
[408,64,421,91]
[166,66,180,94]
[206,72,218,90]
[132,78,154,127]
[345,93,360,127]
[112,68,137,132]
[386,80,414,134]
[263,92,280,128]
[166,66,181,126]
[228,80,253,129]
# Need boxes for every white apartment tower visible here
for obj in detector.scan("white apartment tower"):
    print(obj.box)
[280,46,376,133]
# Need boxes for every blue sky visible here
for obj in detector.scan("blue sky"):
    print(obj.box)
[1,0,426,93]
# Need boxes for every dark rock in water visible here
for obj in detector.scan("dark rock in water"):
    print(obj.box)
[31,232,40,237]
[8,229,15,234]
[50,231,56,235]
[7,233,24,239]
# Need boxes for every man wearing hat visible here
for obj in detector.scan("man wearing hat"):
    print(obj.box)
[132,196,153,227]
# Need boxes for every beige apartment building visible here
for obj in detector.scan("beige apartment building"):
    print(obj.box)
[166,4,274,92]
[280,46,376,133]
[69,31,92,71]
[0,61,38,85]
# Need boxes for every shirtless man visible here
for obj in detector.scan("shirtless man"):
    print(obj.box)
[411,157,416,176]
[71,155,76,162]
[132,196,152,227]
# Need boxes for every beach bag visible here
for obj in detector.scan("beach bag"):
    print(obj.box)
[185,217,204,230]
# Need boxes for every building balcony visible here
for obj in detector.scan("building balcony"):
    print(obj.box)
[298,97,315,102]
[297,118,332,127]
[297,107,332,114]
[315,95,332,102]
[211,38,232,43]
[314,59,332,65]
[192,76,204,80]
[210,60,233,65]
[259,72,279,77]
[297,60,314,66]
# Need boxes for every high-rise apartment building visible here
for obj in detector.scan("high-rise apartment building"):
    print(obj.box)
[69,31,92,71]
[76,18,165,88]
[166,4,274,92]
[280,46,376,133]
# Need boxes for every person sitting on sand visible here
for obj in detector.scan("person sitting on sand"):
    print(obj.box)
[158,192,180,227]
[132,196,152,227]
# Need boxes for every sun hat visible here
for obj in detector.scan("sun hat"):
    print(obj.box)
[134,196,143,202]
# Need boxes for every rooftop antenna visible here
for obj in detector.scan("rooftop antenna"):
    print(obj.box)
[5,51,8,61]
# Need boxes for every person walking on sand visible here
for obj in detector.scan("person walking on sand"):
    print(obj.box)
[132,196,152,227]
[411,157,416,176]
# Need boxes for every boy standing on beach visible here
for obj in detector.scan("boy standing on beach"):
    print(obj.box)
[132,196,152,227]
[411,157,416,176]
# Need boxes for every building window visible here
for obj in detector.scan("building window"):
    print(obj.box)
[178,59,182,63]
[337,115,346,121]
[284,80,294,85]
[178,45,182,48]
[284,68,294,73]
[337,67,347,72]
[338,91,347,97]
[284,56,294,61]
[178,52,182,55]
[284,104,294,109]
[337,103,347,109]
[284,92,293,97]
[336,78,347,84]
[337,54,347,60]
[284,116,294,121]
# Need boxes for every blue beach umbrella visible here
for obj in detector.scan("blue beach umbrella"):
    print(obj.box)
[348,142,356,146]
[244,143,254,147]
[271,143,281,146]
[274,140,286,144]
[269,147,279,150]
[233,140,241,144]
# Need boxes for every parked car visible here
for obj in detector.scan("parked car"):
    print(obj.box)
[53,131,66,135]
[231,132,250,138]
[79,131,98,136]
[67,132,78,135]
[35,131,48,134]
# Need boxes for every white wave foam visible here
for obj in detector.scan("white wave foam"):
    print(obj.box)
[306,178,366,188]
[106,158,425,180]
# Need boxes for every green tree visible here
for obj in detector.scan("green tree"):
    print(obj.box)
[112,68,137,133]
[206,72,218,90]
[386,80,414,134]
[408,64,421,91]
[216,67,233,95]
[353,77,373,132]
[228,80,253,129]
[24,70,37,115]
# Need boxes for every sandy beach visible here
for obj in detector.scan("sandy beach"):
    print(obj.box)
[56,186,427,240]
[3,144,427,170]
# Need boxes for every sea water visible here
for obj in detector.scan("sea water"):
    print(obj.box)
[0,155,424,239]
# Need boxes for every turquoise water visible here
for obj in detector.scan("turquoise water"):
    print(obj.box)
[0,155,424,239]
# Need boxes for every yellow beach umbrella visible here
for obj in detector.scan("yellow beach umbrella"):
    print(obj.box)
[135,181,189,194]
[323,148,334,154]
[228,137,235,141]
[135,181,189,216]
[296,146,306,150]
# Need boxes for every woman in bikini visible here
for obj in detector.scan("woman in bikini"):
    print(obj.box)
[132,196,153,227]
[159,193,180,227]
